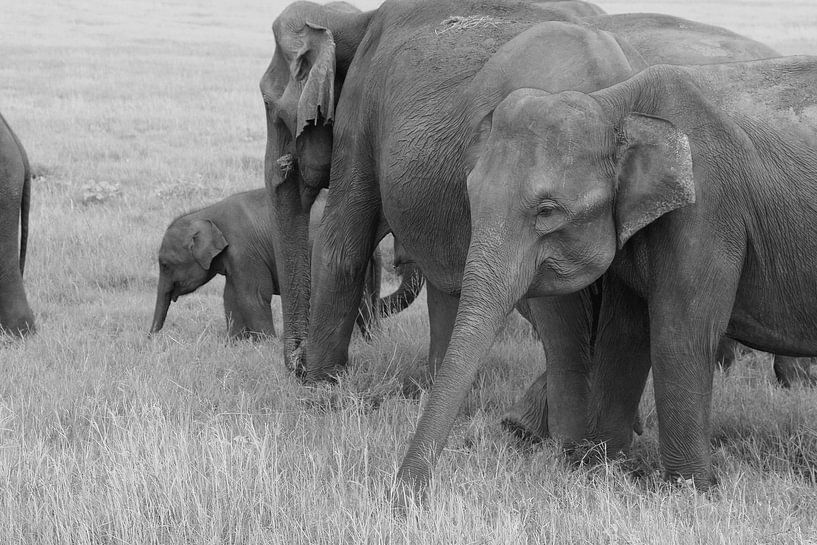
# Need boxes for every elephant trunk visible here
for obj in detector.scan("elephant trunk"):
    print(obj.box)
[274,209,311,373]
[396,219,534,495]
[265,147,312,374]
[19,149,30,276]
[149,273,173,335]
[378,263,424,317]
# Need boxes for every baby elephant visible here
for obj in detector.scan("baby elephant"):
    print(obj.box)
[150,189,422,339]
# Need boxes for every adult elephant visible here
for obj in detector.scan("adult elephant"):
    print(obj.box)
[0,113,34,336]
[450,54,817,486]
[259,0,604,372]
[501,13,810,442]
[297,2,782,498]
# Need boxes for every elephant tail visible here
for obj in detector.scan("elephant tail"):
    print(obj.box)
[19,153,30,276]
[354,250,383,339]
[378,263,424,317]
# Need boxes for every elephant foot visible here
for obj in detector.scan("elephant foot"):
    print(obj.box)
[303,363,346,384]
[774,356,817,388]
[3,322,34,337]
[662,469,716,491]
[0,311,35,338]
[715,337,741,372]
[401,365,434,398]
[284,340,306,376]
[563,438,612,467]
[500,372,549,443]
[228,329,271,343]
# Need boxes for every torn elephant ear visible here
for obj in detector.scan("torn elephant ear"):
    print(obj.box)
[613,113,695,248]
[294,22,336,138]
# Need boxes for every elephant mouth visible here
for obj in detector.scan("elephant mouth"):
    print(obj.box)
[276,153,296,178]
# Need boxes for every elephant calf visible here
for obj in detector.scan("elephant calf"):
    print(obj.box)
[150,188,422,340]
[0,113,34,336]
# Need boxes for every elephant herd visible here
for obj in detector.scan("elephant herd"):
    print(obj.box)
[3,0,817,507]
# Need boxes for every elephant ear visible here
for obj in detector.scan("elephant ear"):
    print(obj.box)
[189,220,228,270]
[614,113,695,248]
[293,22,336,138]
[464,111,494,175]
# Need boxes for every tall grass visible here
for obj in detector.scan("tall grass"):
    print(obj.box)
[1,0,816,543]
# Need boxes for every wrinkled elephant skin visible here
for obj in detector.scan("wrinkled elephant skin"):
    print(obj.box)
[295,0,791,499]
[260,0,615,372]
[459,57,817,486]
[286,0,787,497]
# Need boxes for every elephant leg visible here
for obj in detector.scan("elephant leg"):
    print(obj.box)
[0,233,33,336]
[502,288,597,444]
[355,251,382,340]
[223,280,250,339]
[224,277,274,340]
[0,269,33,336]
[400,283,458,397]
[0,150,33,335]
[649,317,722,486]
[773,355,816,388]
[501,362,549,442]
[586,275,651,455]
[426,283,459,376]
[646,256,739,487]
[715,337,742,372]
[305,181,381,381]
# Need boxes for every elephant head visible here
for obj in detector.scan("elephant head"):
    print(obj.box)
[396,86,695,493]
[465,87,693,298]
[150,218,228,334]
[259,1,372,371]
[447,87,695,387]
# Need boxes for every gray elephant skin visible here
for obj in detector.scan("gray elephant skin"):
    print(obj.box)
[149,188,422,340]
[259,0,608,373]
[267,0,786,496]
[453,55,817,488]
[0,112,34,336]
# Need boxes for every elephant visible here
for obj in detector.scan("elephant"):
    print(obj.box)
[281,0,788,498]
[149,188,422,340]
[0,112,34,336]
[259,0,614,373]
[442,54,817,488]
[500,13,816,442]
[532,1,604,17]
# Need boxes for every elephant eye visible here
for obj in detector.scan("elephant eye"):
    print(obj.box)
[536,200,560,217]
[535,201,567,235]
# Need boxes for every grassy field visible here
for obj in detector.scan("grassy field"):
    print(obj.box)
[2,0,817,542]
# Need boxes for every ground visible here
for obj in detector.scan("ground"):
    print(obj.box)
[1,0,817,543]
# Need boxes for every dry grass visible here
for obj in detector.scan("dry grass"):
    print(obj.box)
[1,0,817,543]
